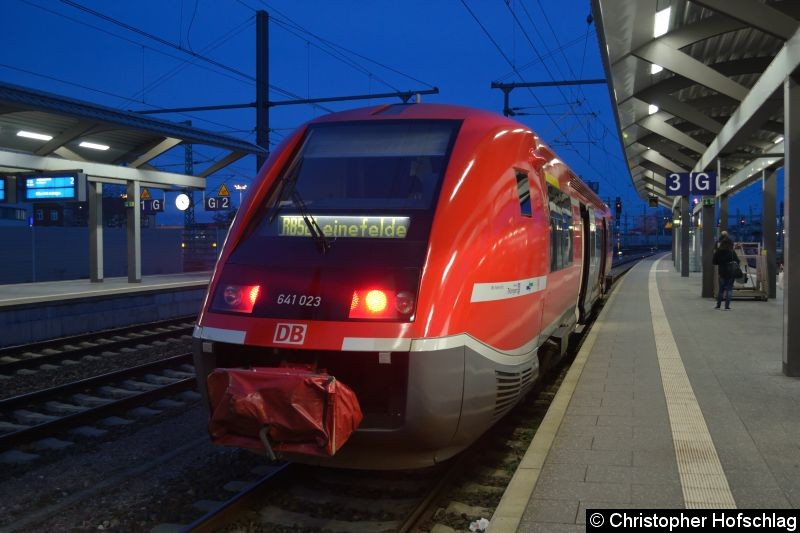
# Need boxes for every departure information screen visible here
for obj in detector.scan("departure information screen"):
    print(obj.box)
[24,174,79,201]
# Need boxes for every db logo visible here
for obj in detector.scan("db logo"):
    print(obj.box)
[273,323,307,345]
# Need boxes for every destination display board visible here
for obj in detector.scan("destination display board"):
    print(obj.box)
[23,172,87,202]
[0,177,5,202]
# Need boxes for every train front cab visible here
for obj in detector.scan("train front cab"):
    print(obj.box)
[192,105,612,469]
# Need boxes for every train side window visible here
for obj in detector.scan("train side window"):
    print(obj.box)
[546,183,574,271]
[515,171,531,217]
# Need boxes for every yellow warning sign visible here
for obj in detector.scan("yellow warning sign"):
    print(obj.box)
[141,188,151,200]
[218,183,231,197]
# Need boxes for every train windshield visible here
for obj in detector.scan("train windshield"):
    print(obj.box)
[254,120,459,241]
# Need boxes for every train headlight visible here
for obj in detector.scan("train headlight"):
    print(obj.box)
[349,289,415,319]
[395,291,415,314]
[365,290,388,313]
[223,286,242,306]
[218,284,261,313]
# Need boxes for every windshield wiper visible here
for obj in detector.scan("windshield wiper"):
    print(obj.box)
[262,131,329,253]
[265,163,330,254]
[267,159,302,224]
[291,189,331,254]
[267,132,313,224]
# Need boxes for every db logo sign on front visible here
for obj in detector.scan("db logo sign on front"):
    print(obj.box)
[274,323,307,345]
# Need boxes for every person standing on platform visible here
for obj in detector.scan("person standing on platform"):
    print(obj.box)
[712,231,739,310]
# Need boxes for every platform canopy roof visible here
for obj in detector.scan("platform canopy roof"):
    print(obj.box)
[592,0,800,208]
[0,80,265,189]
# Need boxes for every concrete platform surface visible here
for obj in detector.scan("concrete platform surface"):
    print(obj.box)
[0,272,210,308]
[490,254,796,531]
[0,273,209,347]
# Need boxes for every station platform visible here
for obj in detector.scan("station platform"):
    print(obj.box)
[0,273,210,347]
[490,254,795,531]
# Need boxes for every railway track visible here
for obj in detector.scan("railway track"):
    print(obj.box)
[0,353,197,453]
[166,461,454,533]
[610,250,661,278]
[0,316,195,376]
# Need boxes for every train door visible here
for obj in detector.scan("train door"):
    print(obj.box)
[577,203,591,323]
[599,218,609,293]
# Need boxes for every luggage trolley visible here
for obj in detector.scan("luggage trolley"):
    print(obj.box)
[714,242,769,301]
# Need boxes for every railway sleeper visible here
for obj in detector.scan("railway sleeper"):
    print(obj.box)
[45,401,88,414]
[71,394,113,407]
[121,379,161,391]
[96,386,139,399]
[13,409,58,425]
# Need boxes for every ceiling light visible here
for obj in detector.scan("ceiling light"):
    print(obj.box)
[79,141,110,151]
[651,64,663,74]
[648,104,659,115]
[654,7,671,37]
[17,130,53,141]
[774,136,784,144]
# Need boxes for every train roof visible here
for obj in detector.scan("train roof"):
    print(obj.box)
[310,102,519,125]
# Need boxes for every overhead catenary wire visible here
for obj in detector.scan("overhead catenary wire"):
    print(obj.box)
[60,0,254,83]
[495,32,592,83]
[502,1,593,143]
[249,0,437,90]
[515,1,625,190]
[58,0,334,112]
[270,18,402,93]
[0,61,260,138]
[12,0,268,135]
[131,16,255,101]
[460,0,620,194]
[525,0,624,165]
[16,0,254,90]
[185,0,200,51]
[234,0,434,94]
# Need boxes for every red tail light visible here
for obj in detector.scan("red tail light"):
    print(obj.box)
[248,285,261,306]
[218,284,261,313]
[349,289,415,319]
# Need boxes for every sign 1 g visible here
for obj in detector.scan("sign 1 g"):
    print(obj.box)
[665,171,717,196]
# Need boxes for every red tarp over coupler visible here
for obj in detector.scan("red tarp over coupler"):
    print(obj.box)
[207,367,363,458]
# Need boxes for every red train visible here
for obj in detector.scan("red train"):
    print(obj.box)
[192,103,613,469]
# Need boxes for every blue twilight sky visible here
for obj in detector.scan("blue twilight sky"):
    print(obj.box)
[0,0,772,225]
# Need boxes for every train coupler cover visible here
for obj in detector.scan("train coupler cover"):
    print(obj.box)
[206,366,363,457]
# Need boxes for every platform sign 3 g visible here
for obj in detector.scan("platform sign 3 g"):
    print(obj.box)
[665,171,717,196]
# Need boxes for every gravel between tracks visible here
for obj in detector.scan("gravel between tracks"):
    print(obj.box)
[0,405,268,531]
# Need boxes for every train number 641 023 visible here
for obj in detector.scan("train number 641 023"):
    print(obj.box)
[276,294,322,307]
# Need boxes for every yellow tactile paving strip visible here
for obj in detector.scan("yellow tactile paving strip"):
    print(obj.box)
[649,258,736,509]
